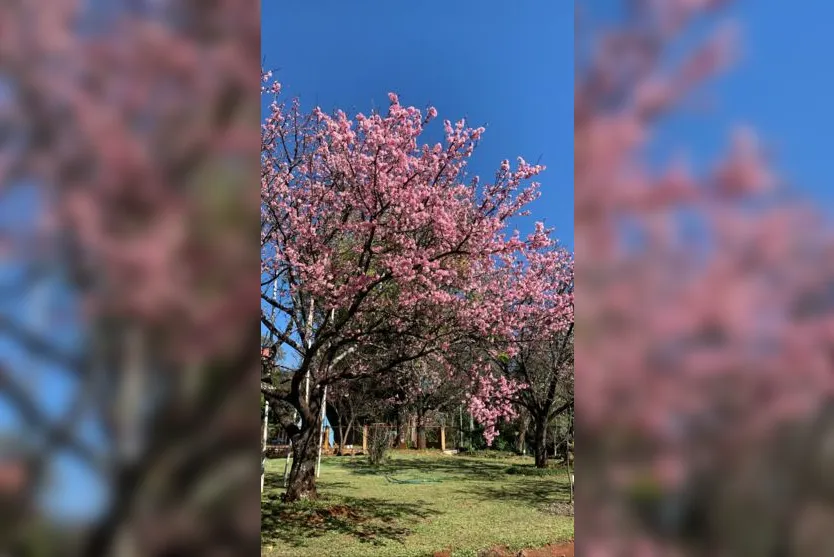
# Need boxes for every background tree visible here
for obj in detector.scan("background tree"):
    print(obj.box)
[502,326,574,468]
[466,240,574,465]
[326,377,379,454]
[384,356,470,450]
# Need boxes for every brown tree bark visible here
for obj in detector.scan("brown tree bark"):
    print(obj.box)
[517,414,529,455]
[285,400,323,501]
[342,417,355,455]
[416,405,427,450]
[394,409,405,448]
[534,416,549,469]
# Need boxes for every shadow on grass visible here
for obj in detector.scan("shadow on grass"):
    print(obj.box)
[455,480,572,511]
[261,491,438,548]
[341,454,512,481]
[262,470,438,548]
[262,473,355,492]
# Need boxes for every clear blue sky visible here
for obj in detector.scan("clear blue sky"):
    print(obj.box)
[713,1,834,207]
[581,0,834,209]
[262,0,575,248]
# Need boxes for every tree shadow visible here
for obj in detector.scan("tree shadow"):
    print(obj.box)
[261,494,438,548]
[455,479,572,512]
[262,472,288,493]
[341,455,511,481]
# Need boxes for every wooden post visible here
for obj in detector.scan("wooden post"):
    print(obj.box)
[323,426,331,450]
[440,426,446,451]
[362,425,368,453]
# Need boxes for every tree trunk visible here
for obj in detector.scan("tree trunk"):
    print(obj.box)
[394,409,404,448]
[337,422,345,456]
[343,418,355,455]
[285,406,323,502]
[517,414,529,455]
[416,405,427,450]
[534,416,548,469]
[332,406,344,456]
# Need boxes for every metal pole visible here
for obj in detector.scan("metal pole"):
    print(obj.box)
[269,279,278,330]
[568,408,574,504]
[281,430,293,486]
[459,406,463,448]
[569,466,574,505]
[315,385,328,478]
[469,412,474,450]
[261,399,269,494]
[315,309,334,478]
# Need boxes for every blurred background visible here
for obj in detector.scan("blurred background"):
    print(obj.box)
[577,0,834,555]
[4,0,834,555]
[0,0,261,555]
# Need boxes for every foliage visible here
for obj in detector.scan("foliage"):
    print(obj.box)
[491,437,516,454]
[465,244,574,446]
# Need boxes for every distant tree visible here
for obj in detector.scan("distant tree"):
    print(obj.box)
[326,378,378,454]
[467,242,574,468]
[384,357,469,450]
[495,326,574,468]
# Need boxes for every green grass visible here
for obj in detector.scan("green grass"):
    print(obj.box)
[505,465,563,476]
[261,450,573,557]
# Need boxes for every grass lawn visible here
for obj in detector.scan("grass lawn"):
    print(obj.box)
[261,450,573,557]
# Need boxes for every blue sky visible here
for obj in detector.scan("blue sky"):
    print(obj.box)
[581,0,834,209]
[709,1,834,207]
[262,0,575,248]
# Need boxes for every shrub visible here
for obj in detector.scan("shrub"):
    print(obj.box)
[493,437,514,453]
[367,425,393,466]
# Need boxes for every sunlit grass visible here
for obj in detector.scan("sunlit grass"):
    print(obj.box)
[261,450,573,557]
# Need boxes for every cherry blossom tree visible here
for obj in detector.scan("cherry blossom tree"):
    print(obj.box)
[385,355,470,450]
[577,0,834,554]
[466,241,574,467]
[0,0,261,555]
[260,76,552,501]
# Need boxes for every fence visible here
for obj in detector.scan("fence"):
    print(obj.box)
[266,421,465,461]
